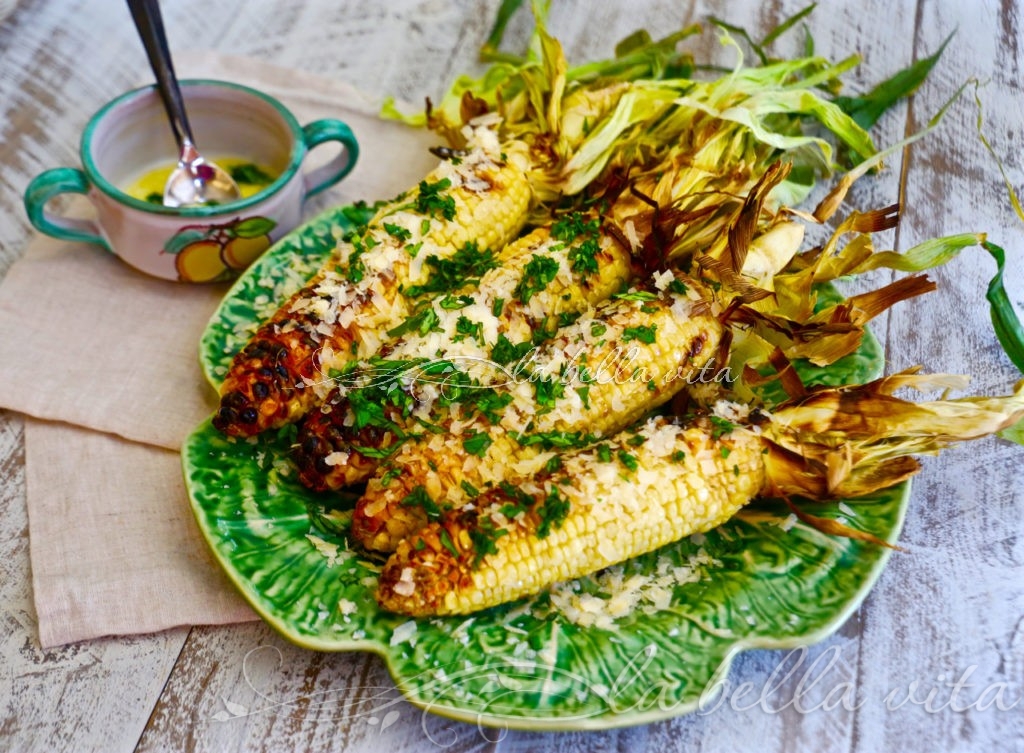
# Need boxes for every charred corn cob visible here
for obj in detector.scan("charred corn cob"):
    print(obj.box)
[377,378,1024,616]
[376,414,764,616]
[212,121,532,437]
[353,272,724,552]
[292,154,776,492]
[293,211,633,491]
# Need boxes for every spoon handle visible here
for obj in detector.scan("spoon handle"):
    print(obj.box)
[127,0,195,148]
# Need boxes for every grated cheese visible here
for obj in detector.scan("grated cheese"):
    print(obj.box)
[546,550,720,629]
[389,620,418,647]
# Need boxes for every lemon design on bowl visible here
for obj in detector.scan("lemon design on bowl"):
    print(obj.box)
[221,231,273,270]
[175,239,228,283]
[166,216,277,283]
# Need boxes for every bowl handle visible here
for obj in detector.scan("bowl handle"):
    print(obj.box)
[23,168,110,249]
[300,119,360,199]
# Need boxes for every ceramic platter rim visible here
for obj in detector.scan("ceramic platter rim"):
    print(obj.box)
[185,203,908,731]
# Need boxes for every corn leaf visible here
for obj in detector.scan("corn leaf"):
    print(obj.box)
[568,25,699,83]
[999,415,1024,446]
[708,17,769,66]
[970,85,1024,379]
[983,241,1024,373]
[852,233,985,273]
[481,0,529,62]
[709,4,818,66]
[762,4,818,49]
[833,33,953,130]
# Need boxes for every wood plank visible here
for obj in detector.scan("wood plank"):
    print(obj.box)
[849,0,1024,750]
[135,623,494,753]
[0,412,190,753]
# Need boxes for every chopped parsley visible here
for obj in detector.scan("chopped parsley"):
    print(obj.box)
[622,324,658,344]
[439,294,474,310]
[491,297,505,317]
[512,430,598,450]
[575,385,591,409]
[497,481,535,518]
[383,222,412,241]
[558,311,582,328]
[342,232,368,283]
[709,415,737,439]
[275,421,298,447]
[460,480,480,498]
[387,305,441,337]
[533,375,566,411]
[414,178,456,221]
[531,316,558,345]
[544,455,563,473]
[347,390,401,433]
[468,390,514,424]
[379,466,402,487]
[568,239,601,276]
[453,315,483,344]
[343,359,429,433]
[668,278,689,295]
[490,334,532,366]
[551,212,602,277]
[405,241,498,297]
[468,518,506,566]
[462,431,493,457]
[416,361,513,421]
[617,450,639,472]
[414,416,445,434]
[438,528,460,559]
[536,487,571,538]
[596,443,613,463]
[400,485,444,521]
[514,255,560,304]
[351,444,402,459]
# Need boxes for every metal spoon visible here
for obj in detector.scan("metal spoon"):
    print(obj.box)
[127,0,241,207]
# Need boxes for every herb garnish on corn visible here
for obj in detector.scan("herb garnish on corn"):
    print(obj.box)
[378,378,1024,616]
[213,122,532,437]
[352,272,723,552]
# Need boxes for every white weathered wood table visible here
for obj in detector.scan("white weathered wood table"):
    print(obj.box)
[1,1,1022,750]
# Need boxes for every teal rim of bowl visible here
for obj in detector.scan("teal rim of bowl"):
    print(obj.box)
[80,79,304,218]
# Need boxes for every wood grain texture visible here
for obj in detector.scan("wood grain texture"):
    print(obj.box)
[0,411,189,751]
[1,0,1022,751]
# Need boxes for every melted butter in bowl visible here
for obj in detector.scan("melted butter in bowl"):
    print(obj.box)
[125,156,277,205]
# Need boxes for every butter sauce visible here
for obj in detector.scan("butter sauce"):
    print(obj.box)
[125,156,277,204]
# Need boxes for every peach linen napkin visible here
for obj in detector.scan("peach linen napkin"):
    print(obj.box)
[0,53,437,647]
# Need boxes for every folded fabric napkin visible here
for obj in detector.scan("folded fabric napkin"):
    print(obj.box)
[0,53,437,647]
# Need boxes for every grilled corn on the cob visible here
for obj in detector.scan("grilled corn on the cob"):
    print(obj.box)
[293,212,633,490]
[378,377,1024,616]
[377,414,764,616]
[213,122,532,437]
[354,273,724,552]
